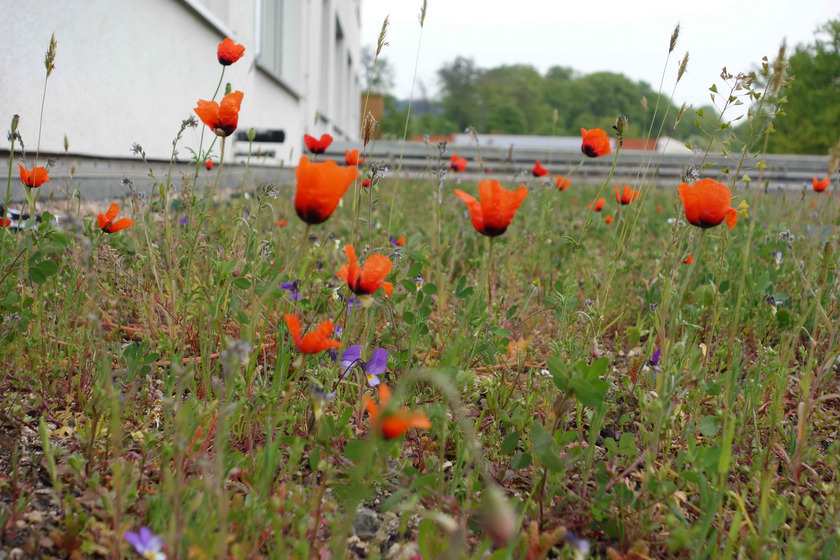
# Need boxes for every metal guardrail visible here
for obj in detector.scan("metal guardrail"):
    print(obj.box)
[0,140,830,202]
[322,141,831,189]
[0,153,295,203]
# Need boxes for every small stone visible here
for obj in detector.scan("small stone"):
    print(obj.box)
[353,507,380,540]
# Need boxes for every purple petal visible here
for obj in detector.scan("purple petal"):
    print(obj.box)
[652,348,661,365]
[280,281,294,290]
[366,348,388,377]
[124,531,142,552]
[339,345,362,372]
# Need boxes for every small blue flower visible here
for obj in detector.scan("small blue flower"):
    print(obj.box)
[339,345,388,386]
[179,216,189,228]
[125,526,166,560]
[281,280,302,301]
[563,531,591,560]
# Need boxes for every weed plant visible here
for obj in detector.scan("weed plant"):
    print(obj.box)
[1,15,840,560]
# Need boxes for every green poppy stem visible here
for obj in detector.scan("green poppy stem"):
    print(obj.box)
[486,236,495,307]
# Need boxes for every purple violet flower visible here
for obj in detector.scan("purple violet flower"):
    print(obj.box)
[179,216,189,228]
[124,526,166,560]
[281,280,302,301]
[646,348,661,377]
[339,345,388,387]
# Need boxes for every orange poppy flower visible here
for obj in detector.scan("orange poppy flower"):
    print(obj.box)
[677,178,737,229]
[97,203,134,233]
[274,219,287,228]
[655,205,662,212]
[337,244,393,297]
[345,149,365,166]
[294,155,357,224]
[304,133,333,154]
[589,198,606,212]
[205,159,213,170]
[364,384,431,440]
[605,215,613,224]
[581,128,611,158]
[813,176,830,192]
[615,185,640,205]
[454,180,528,237]
[18,165,50,188]
[449,155,467,172]
[217,38,245,65]
[555,175,571,190]
[194,90,244,137]
[1,218,11,228]
[362,179,371,188]
[283,314,341,355]
[683,254,693,264]
[571,198,577,204]
[532,161,548,177]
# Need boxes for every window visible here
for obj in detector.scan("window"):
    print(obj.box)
[258,0,302,94]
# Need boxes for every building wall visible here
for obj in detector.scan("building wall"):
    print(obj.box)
[1,0,361,165]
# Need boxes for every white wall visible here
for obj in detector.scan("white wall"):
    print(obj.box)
[1,0,361,165]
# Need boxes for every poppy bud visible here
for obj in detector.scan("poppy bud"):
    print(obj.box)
[63,134,69,152]
[11,114,19,135]
[613,115,628,137]
[225,82,232,95]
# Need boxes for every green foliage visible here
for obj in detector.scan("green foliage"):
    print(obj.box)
[767,19,840,154]
[432,58,692,138]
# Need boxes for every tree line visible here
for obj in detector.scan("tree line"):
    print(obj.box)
[370,16,839,155]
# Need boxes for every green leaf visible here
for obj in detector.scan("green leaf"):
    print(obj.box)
[619,433,637,457]
[379,489,407,512]
[510,451,532,470]
[421,283,437,295]
[501,432,519,455]
[530,421,563,472]
[569,377,608,407]
[401,279,417,292]
[232,277,251,289]
[546,355,569,392]
[29,266,46,285]
[698,415,720,437]
[308,447,321,472]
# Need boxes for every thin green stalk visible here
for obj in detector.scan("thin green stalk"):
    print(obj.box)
[386,7,426,236]
[486,236,495,307]
[557,143,622,345]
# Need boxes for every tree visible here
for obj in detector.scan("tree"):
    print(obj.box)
[476,65,550,134]
[360,45,395,95]
[438,57,483,131]
[767,19,840,154]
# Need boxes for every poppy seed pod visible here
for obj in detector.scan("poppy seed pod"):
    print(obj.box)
[613,115,628,137]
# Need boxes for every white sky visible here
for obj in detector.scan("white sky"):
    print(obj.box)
[361,0,839,119]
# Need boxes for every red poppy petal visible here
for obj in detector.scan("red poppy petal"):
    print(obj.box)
[454,189,485,234]
[294,156,357,224]
[105,217,133,233]
[283,314,302,347]
[359,254,392,295]
[194,100,221,129]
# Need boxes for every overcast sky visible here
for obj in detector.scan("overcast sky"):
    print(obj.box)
[361,0,838,119]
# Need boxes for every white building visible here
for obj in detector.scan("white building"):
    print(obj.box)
[2,0,362,165]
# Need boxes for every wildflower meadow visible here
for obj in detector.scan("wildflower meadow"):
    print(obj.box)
[2,12,840,560]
